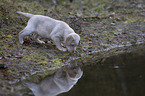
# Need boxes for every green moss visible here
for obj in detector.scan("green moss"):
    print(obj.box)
[124,19,136,24]
[83,46,93,48]
[101,33,108,37]
[22,53,47,63]
[37,61,48,65]
[11,58,17,61]
[6,35,13,38]
[101,43,108,48]
[95,33,99,37]
[50,58,62,67]
[110,30,118,34]
[8,68,19,75]
[59,53,70,59]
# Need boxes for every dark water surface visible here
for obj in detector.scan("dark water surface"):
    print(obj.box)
[59,49,145,96]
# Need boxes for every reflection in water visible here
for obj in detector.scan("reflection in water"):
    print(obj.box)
[23,66,83,96]
[115,67,127,96]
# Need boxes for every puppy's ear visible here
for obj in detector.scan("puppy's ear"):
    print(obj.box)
[65,35,74,45]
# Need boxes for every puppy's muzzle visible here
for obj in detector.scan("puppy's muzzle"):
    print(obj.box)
[66,45,77,53]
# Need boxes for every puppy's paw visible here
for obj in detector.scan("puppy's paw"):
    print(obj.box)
[59,48,67,52]
[19,40,24,44]
[36,39,46,44]
[62,48,67,52]
[39,41,45,44]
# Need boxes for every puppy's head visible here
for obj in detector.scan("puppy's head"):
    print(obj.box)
[65,33,80,53]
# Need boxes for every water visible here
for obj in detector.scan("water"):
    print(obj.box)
[58,49,145,96]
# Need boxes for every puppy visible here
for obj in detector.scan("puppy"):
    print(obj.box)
[17,12,80,52]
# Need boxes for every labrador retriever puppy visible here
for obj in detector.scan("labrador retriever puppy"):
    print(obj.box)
[17,12,80,52]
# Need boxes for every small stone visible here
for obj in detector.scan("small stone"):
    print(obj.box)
[111,23,116,25]
[114,66,119,68]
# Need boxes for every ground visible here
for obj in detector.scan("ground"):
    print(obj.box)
[0,0,144,95]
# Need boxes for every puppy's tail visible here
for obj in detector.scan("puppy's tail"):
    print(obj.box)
[17,11,34,18]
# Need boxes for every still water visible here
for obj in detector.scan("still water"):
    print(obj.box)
[58,50,145,96]
[23,48,145,96]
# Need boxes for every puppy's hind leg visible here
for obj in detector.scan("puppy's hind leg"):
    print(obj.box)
[19,30,25,44]
[19,27,34,44]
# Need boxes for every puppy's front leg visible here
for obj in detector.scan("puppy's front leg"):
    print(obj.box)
[33,34,45,44]
[51,37,66,52]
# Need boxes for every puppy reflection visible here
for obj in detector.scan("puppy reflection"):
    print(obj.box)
[24,66,83,96]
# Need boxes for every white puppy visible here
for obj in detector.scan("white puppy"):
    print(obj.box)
[17,12,80,52]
